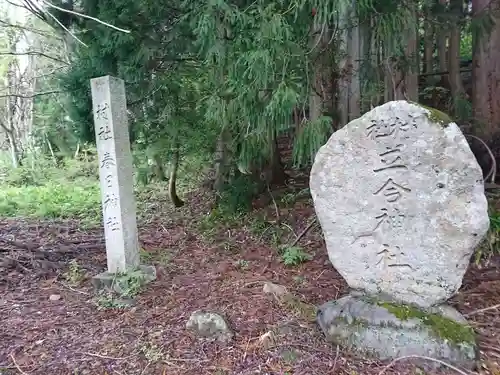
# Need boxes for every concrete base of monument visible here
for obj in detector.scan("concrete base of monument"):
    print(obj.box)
[91,265,157,294]
[317,293,478,371]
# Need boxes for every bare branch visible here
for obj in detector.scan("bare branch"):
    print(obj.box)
[42,5,88,47]
[0,51,69,65]
[40,0,131,34]
[0,90,63,99]
[0,119,13,134]
[18,0,131,47]
[0,19,63,40]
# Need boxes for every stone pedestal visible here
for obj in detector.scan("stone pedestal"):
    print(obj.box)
[91,265,157,293]
[317,294,478,370]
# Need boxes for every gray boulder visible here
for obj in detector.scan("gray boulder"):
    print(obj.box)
[317,294,478,370]
[310,101,489,308]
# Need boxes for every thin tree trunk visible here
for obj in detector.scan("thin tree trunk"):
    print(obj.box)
[448,0,466,101]
[423,15,435,74]
[348,11,361,118]
[7,132,19,168]
[472,0,500,136]
[437,0,449,85]
[404,2,419,101]
[153,153,167,181]
[45,136,57,166]
[267,130,286,186]
[169,144,184,207]
[338,4,352,125]
[213,128,230,193]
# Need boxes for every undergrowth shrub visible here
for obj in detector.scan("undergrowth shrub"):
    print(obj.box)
[0,182,101,219]
[475,208,500,264]
[280,246,312,266]
[217,174,260,214]
[0,151,100,219]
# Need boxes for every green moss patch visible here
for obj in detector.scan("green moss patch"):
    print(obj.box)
[378,301,476,345]
[409,101,453,127]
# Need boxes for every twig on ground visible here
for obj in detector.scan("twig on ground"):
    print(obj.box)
[242,338,251,361]
[139,361,152,375]
[59,282,90,295]
[481,344,500,354]
[266,183,280,224]
[10,354,29,375]
[0,237,38,251]
[164,357,209,362]
[332,345,340,373]
[464,303,500,317]
[377,355,471,375]
[289,218,317,247]
[80,352,137,360]
[281,223,297,239]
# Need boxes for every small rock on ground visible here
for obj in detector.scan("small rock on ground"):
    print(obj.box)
[262,282,288,297]
[186,310,233,343]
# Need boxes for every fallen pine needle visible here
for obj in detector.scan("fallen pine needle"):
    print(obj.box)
[164,357,209,362]
[59,282,90,295]
[80,352,136,360]
[10,354,29,375]
[332,345,340,373]
[377,355,470,375]
[464,303,500,317]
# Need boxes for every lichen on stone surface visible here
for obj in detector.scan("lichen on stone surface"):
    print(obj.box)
[409,101,453,127]
[377,301,476,345]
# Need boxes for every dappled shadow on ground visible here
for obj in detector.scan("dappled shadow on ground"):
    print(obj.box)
[0,190,499,375]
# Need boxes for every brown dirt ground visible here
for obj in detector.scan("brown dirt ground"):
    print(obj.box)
[0,189,499,375]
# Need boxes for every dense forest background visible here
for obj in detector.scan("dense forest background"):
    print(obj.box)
[0,0,499,213]
[1,4,500,372]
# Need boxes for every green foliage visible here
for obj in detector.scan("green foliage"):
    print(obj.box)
[293,116,333,167]
[475,209,500,264]
[95,269,152,310]
[63,260,86,286]
[0,151,100,219]
[95,290,132,310]
[280,246,312,266]
[0,182,100,219]
[113,271,148,298]
[217,173,260,214]
[460,29,472,60]
[235,259,249,270]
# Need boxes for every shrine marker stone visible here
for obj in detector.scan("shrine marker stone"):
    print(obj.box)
[311,100,489,369]
[90,75,140,273]
[89,76,156,293]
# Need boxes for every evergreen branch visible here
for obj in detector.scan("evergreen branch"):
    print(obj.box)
[0,51,69,65]
[128,85,165,106]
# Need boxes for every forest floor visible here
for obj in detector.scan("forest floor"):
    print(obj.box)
[0,186,499,375]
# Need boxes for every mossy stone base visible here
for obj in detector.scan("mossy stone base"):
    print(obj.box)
[317,294,478,370]
[91,265,157,295]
